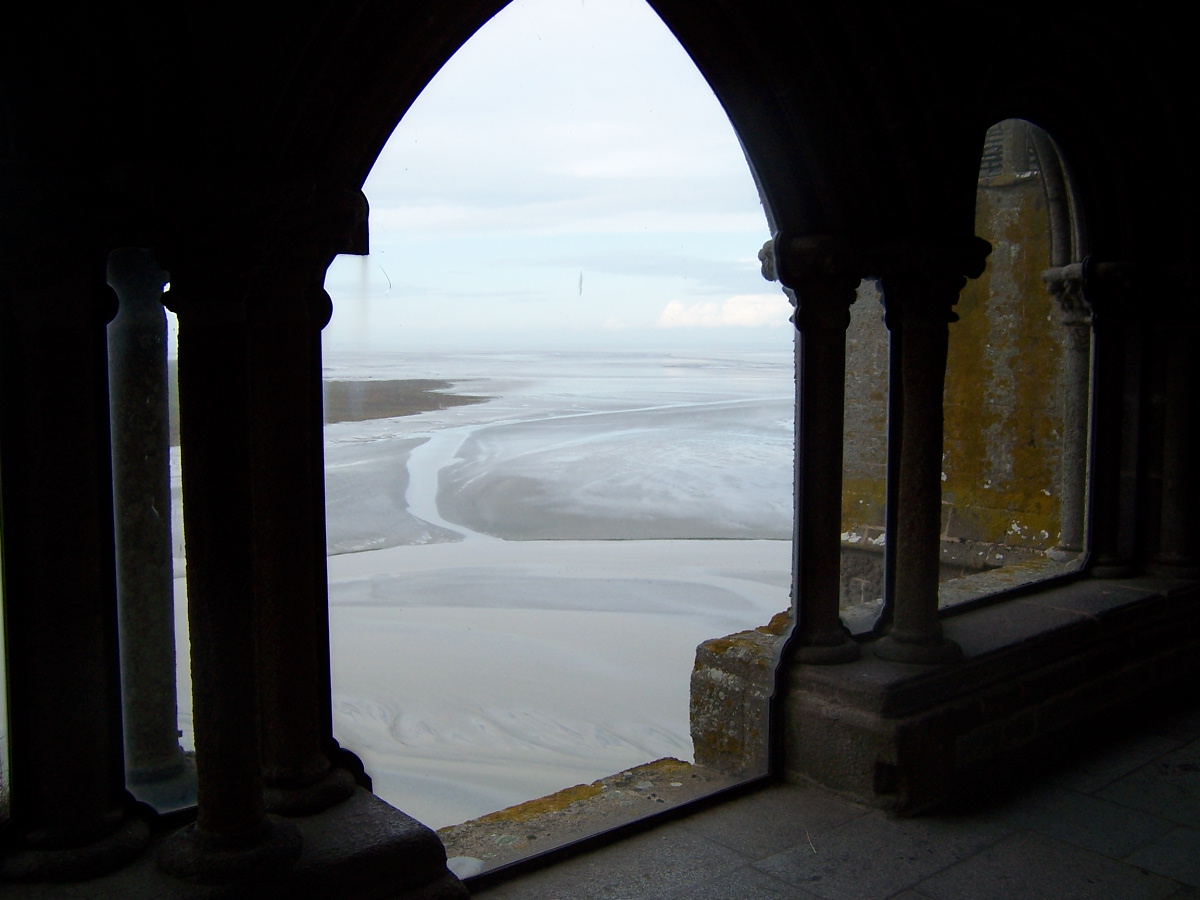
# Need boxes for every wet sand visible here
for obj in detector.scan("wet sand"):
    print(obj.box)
[323,380,488,425]
[169,376,488,444]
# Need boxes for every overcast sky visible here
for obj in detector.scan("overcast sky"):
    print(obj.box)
[321,0,789,353]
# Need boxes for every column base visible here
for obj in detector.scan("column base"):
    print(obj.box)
[873,633,963,665]
[264,767,357,817]
[128,754,198,814]
[1088,561,1139,578]
[0,813,151,883]
[796,637,861,664]
[1146,560,1200,580]
[157,816,301,884]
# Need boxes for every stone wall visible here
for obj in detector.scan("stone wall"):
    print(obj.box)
[837,120,1075,608]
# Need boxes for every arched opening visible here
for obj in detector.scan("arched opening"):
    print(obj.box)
[833,119,1089,629]
[320,0,790,864]
[938,118,1089,606]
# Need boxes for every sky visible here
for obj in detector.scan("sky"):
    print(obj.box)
[320,0,790,353]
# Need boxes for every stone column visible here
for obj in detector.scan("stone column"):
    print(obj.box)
[106,248,195,811]
[155,255,301,881]
[873,238,989,665]
[1149,264,1200,577]
[1081,260,1142,577]
[0,239,150,881]
[1043,263,1091,558]
[771,236,861,663]
[246,187,366,813]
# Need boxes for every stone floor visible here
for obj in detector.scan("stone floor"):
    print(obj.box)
[467,695,1200,900]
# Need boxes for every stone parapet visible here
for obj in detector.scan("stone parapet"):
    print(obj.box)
[691,577,1200,812]
[0,790,466,900]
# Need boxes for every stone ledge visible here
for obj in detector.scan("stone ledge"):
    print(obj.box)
[783,576,1200,813]
[691,576,1200,814]
[0,789,467,900]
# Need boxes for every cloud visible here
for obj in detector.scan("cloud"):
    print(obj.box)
[657,294,791,328]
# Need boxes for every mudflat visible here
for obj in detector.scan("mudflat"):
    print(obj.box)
[323,379,487,425]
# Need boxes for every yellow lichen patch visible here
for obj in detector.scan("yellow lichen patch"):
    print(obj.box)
[940,164,1062,553]
[757,610,792,635]
[841,475,888,536]
[700,634,754,657]
[466,781,605,825]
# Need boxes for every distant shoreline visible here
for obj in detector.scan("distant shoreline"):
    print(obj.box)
[168,378,489,446]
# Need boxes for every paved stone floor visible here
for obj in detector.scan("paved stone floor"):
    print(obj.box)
[468,697,1200,900]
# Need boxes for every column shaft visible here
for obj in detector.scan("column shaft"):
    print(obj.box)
[1042,265,1092,557]
[1151,271,1200,575]
[1084,261,1142,576]
[874,274,964,664]
[170,288,266,840]
[106,248,192,806]
[0,252,149,880]
[789,272,861,663]
[156,273,301,880]
[250,279,354,814]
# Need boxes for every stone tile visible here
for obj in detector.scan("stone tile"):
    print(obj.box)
[669,865,826,899]
[916,831,1180,900]
[1048,732,1184,794]
[470,829,749,900]
[1097,740,1200,828]
[1149,707,1200,744]
[678,783,868,860]
[1126,827,1200,888]
[997,785,1176,858]
[752,809,1012,900]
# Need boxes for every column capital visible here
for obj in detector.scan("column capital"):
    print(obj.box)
[1043,262,1091,326]
[764,233,991,285]
[1078,258,1149,327]
[765,233,991,330]
[879,271,970,329]
[157,179,368,275]
[0,251,118,330]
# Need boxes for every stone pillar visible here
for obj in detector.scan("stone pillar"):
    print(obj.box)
[155,257,301,881]
[106,248,195,811]
[246,188,366,813]
[0,240,150,881]
[1081,260,1142,577]
[1149,264,1200,577]
[1043,263,1091,558]
[771,236,861,663]
[873,238,989,665]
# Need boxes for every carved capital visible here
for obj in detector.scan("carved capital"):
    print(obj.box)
[879,272,967,329]
[1043,263,1091,327]
[870,234,992,283]
[766,233,991,286]
[158,180,368,274]
[157,181,365,326]
[1079,258,1145,328]
[0,250,118,331]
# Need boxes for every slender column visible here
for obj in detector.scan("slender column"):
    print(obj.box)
[1150,264,1200,576]
[873,272,966,663]
[0,243,150,881]
[155,258,300,881]
[242,186,366,814]
[1082,260,1142,577]
[1043,263,1092,558]
[106,248,195,811]
[249,258,358,816]
[771,236,861,663]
